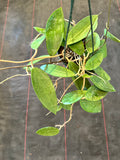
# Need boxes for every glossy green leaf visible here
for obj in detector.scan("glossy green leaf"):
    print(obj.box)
[23,55,50,70]
[57,105,62,112]
[31,68,57,114]
[62,90,86,105]
[64,20,73,40]
[67,15,98,45]
[40,64,75,77]
[98,39,107,58]
[85,85,108,101]
[80,99,101,113]
[31,35,46,49]
[74,77,91,90]
[90,75,116,92]
[68,61,79,73]
[82,74,91,78]
[46,7,64,56]
[34,27,46,34]
[36,127,59,136]
[69,40,84,55]
[104,29,120,43]
[59,103,72,110]
[94,66,111,81]
[68,62,91,90]
[86,32,100,53]
[85,52,103,70]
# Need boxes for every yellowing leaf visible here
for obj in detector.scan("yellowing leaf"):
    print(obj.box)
[36,127,59,136]
[31,68,57,114]
[46,7,64,56]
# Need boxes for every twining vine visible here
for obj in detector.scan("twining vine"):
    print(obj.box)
[0,2,120,136]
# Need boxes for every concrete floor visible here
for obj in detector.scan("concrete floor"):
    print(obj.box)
[0,0,120,160]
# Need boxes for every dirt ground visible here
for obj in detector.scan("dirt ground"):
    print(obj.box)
[0,0,120,160]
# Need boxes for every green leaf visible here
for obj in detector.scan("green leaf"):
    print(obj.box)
[86,32,100,53]
[68,61,79,73]
[57,105,62,112]
[69,40,84,55]
[59,103,72,110]
[98,40,107,58]
[94,66,111,81]
[36,127,59,136]
[64,20,73,40]
[82,74,91,78]
[23,55,50,70]
[46,7,64,56]
[67,15,98,45]
[34,27,46,34]
[80,99,101,113]
[104,29,120,43]
[85,85,108,101]
[90,75,116,92]
[31,68,57,114]
[40,64,75,77]
[62,90,86,105]
[85,52,103,70]
[74,77,91,90]
[31,35,46,49]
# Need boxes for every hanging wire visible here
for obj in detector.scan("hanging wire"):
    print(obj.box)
[88,0,94,54]
[64,0,74,60]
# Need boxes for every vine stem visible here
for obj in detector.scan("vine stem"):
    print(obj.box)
[55,104,73,130]
[0,74,30,85]
[107,0,112,30]
[58,74,82,104]
[0,59,63,71]
[0,53,63,64]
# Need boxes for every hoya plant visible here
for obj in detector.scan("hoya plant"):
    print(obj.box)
[0,7,120,136]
